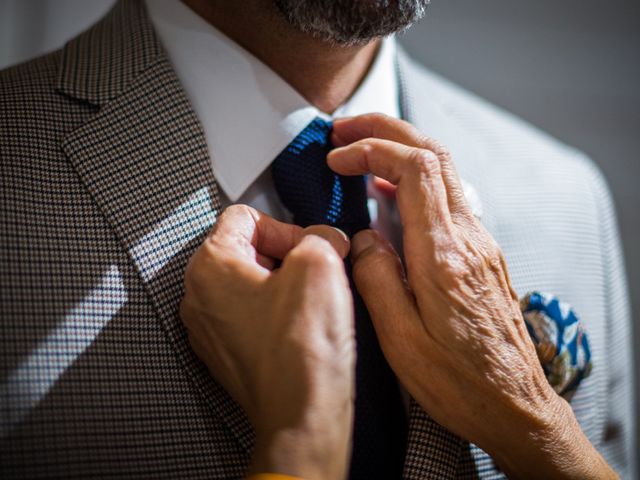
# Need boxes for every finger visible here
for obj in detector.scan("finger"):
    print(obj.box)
[332,113,421,148]
[350,229,425,362]
[372,176,397,199]
[332,113,472,219]
[300,225,350,259]
[256,253,276,270]
[327,137,453,238]
[280,234,350,291]
[209,204,304,261]
[278,234,353,348]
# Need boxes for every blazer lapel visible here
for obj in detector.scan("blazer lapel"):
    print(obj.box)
[58,0,254,455]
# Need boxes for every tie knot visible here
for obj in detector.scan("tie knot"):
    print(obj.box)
[272,117,370,237]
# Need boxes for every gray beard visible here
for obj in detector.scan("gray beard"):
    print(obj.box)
[274,0,431,46]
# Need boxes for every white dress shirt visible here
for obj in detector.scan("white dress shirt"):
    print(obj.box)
[146,0,400,225]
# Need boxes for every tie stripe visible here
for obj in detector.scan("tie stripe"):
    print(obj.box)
[272,118,407,479]
[272,117,370,236]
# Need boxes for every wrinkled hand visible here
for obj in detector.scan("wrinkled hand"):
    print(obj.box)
[180,205,354,480]
[328,114,615,479]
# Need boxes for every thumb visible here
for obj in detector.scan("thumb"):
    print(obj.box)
[350,230,421,348]
[298,225,351,259]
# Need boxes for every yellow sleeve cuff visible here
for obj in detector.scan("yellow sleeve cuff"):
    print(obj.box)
[246,475,305,480]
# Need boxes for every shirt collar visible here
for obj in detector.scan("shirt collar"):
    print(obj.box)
[146,0,400,201]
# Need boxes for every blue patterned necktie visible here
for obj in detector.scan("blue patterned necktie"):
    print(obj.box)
[272,118,407,479]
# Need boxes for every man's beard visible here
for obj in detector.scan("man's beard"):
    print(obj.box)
[274,0,431,46]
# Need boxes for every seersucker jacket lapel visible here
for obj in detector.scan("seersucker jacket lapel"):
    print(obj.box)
[57,0,254,456]
[56,0,467,477]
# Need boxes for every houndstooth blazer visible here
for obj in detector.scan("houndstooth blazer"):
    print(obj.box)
[0,0,634,478]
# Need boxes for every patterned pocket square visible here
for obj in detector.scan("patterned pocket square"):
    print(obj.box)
[520,292,592,400]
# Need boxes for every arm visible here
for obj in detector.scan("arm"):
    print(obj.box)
[329,113,619,479]
[180,206,355,480]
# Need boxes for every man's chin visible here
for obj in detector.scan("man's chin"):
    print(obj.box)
[273,0,430,46]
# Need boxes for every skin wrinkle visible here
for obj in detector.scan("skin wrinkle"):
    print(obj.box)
[174,2,617,461]
[329,114,616,478]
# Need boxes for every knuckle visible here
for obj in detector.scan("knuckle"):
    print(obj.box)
[430,235,508,296]
[225,203,252,216]
[408,148,441,176]
[416,134,451,159]
[367,112,391,132]
[486,246,505,273]
[464,251,485,274]
[290,236,341,270]
[433,249,463,278]
[219,203,256,225]
[432,241,477,278]
[353,245,396,279]
[415,133,432,148]
[455,239,483,272]
[430,139,451,160]
[368,112,390,123]
[357,139,376,158]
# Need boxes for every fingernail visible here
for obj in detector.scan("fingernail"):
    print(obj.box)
[302,225,351,258]
[328,226,351,258]
[330,226,350,244]
[351,230,376,260]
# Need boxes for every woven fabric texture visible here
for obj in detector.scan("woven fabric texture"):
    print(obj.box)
[0,0,633,478]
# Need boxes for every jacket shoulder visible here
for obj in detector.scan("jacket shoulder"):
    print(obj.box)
[0,49,62,94]
[401,55,601,183]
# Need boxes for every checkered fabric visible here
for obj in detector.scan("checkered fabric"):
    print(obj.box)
[0,0,633,478]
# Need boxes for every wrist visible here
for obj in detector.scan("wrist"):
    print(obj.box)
[249,425,349,480]
[250,429,319,479]
[491,393,616,479]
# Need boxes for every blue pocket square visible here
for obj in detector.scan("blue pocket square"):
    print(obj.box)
[520,292,592,400]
